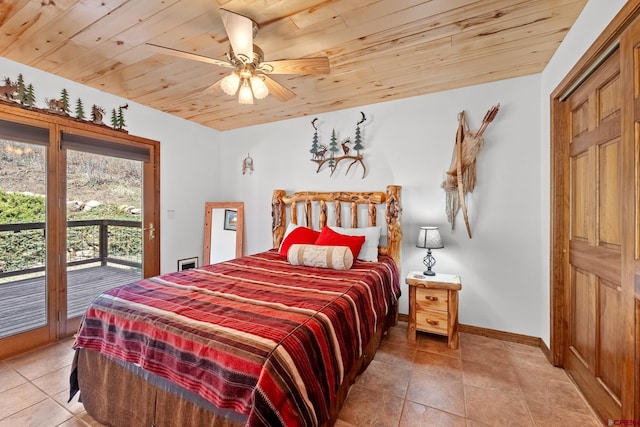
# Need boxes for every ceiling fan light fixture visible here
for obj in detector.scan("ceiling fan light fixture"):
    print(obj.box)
[238,79,254,104]
[250,75,269,99]
[220,72,240,95]
[149,9,329,105]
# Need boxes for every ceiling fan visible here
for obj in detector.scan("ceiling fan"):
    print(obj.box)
[146,9,330,104]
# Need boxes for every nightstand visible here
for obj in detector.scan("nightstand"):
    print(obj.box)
[406,272,462,349]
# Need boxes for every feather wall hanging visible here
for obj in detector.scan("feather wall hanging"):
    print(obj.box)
[442,104,500,238]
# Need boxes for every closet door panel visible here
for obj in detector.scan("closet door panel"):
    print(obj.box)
[565,49,623,420]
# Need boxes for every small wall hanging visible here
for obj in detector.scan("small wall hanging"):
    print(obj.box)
[309,112,367,178]
[242,153,254,175]
[442,103,500,238]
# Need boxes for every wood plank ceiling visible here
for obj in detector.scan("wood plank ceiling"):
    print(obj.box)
[0,0,587,131]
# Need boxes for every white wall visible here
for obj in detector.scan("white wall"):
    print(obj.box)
[220,74,544,336]
[0,56,222,274]
[539,0,627,346]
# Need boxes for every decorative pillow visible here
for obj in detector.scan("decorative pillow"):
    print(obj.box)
[287,244,353,270]
[315,226,365,259]
[282,222,300,237]
[329,226,381,262]
[278,224,320,256]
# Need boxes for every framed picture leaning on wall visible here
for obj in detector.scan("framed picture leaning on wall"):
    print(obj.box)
[224,209,237,231]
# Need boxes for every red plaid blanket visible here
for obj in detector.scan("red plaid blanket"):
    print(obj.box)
[73,250,399,426]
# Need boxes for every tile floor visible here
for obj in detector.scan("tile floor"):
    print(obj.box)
[0,323,601,427]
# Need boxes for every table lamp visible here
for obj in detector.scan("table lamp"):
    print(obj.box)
[416,226,444,276]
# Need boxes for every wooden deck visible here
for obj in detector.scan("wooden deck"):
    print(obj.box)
[0,265,140,338]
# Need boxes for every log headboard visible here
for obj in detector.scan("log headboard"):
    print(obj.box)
[271,185,402,266]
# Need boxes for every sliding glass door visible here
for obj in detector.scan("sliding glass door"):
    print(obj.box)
[61,128,158,335]
[0,112,159,358]
[0,119,54,357]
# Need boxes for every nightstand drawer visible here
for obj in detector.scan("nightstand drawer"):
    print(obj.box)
[415,288,448,312]
[415,309,448,335]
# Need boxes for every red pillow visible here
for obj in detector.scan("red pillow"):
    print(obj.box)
[315,226,365,259]
[279,226,320,256]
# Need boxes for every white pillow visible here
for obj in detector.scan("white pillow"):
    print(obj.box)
[287,244,353,270]
[279,222,300,251]
[329,226,381,262]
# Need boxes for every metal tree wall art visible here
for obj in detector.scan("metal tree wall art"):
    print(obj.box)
[1,74,36,107]
[442,103,500,238]
[0,72,127,131]
[110,103,128,130]
[75,98,86,119]
[309,112,368,178]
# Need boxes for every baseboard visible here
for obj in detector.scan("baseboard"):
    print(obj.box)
[539,338,551,362]
[459,324,541,347]
[397,313,543,348]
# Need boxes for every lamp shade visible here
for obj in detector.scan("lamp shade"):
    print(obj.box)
[250,76,269,99]
[238,80,254,104]
[220,72,240,95]
[416,226,444,249]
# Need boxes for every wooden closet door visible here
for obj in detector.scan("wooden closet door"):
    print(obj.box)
[621,16,640,421]
[565,49,624,420]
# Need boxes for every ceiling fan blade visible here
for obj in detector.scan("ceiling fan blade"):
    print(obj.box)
[262,75,296,102]
[147,43,232,68]
[260,57,330,75]
[219,8,254,62]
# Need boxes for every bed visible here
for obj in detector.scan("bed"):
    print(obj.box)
[69,185,402,427]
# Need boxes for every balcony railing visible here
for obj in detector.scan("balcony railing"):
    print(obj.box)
[0,219,142,280]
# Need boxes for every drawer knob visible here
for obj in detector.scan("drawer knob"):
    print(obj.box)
[424,296,439,301]
[426,319,439,326]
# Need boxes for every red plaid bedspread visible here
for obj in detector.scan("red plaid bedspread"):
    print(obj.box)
[73,250,399,427]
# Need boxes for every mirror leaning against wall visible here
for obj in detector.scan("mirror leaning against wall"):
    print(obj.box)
[203,202,244,265]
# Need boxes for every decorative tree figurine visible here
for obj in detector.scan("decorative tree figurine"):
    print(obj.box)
[116,105,126,129]
[16,74,26,105]
[110,108,118,128]
[75,98,85,120]
[309,118,319,159]
[353,112,366,153]
[24,84,36,108]
[60,88,70,114]
[328,129,339,169]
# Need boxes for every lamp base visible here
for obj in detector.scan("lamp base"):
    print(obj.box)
[422,248,438,277]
